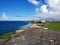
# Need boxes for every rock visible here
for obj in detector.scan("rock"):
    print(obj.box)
[1,28,60,45]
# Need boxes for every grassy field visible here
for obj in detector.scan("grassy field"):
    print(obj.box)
[45,22,60,31]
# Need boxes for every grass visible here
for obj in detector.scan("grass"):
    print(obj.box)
[45,22,60,31]
[0,32,15,39]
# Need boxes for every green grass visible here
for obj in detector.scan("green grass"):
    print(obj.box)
[0,32,15,39]
[45,22,60,31]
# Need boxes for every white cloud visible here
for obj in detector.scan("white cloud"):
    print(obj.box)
[2,12,8,20]
[40,5,48,13]
[45,0,60,8]
[27,0,60,20]
[27,0,39,5]
[45,0,60,20]
[37,0,60,20]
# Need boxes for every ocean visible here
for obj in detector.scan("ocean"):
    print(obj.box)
[0,21,30,36]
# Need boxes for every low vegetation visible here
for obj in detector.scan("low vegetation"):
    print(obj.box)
[0,32,15,39]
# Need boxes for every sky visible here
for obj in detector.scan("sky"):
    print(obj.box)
[0,0,36,21]
[0,0,60,21]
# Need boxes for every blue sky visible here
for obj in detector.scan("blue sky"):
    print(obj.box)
[0,0,60,21]
[0,0,37,21]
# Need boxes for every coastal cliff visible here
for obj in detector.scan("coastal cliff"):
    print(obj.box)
[0,27,60,45]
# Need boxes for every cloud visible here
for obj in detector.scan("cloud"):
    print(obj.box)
[27,0,60,20]
[2,12,8,20]
[45,0,60,8]
[27,0,39,5]
[45,0,60,12]
[44,0,60,20]
[40,5,48,13]
[36,0,60,20]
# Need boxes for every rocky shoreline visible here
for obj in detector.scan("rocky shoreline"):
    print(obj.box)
[0,27,60,45]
